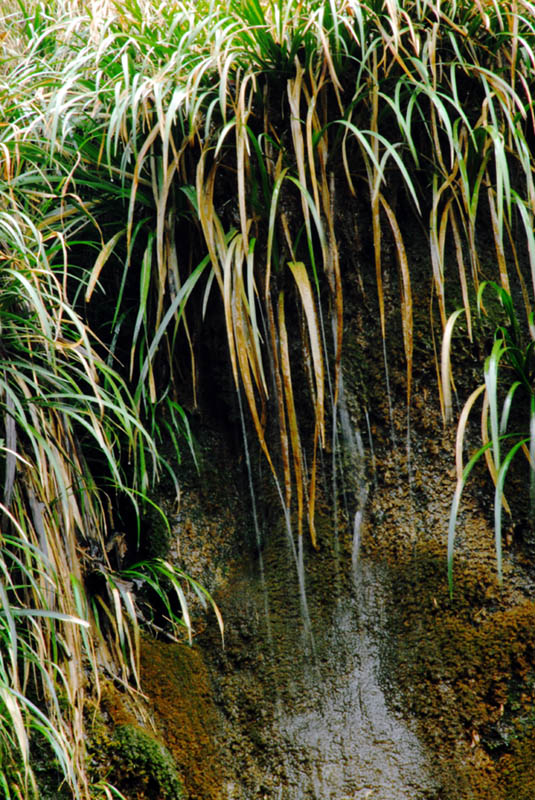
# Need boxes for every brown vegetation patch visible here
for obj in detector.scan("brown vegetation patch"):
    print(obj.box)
[140,637,223,800]
[386,546,535,799]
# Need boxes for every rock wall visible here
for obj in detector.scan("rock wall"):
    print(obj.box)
[135,215,535,799]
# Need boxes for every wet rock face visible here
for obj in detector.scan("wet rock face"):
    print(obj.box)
[140,637,222,800]
[138,219,535,798]
[139,393,535,800]
[169,493,440,800]
[269,564,438,800]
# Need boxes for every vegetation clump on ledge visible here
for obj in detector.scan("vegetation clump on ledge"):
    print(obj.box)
[0,0,535,796]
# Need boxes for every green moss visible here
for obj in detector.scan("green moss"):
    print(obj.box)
[108,724,186,800]
[141,505,172,561]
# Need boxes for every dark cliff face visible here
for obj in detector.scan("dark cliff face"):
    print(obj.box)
[128,202,535,800]
[137,408,535,800]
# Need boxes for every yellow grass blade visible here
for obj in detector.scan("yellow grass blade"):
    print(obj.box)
[430,174,449,329]
[379,193,413,403]
[236,73,255,251]
[449,205,473,341]
[481,390,511,515]
[278,293,303,535]
[287,62,311,235]
[222,232,243,390]
[455,383,487,481]
[264,171,292,505]
[441,309,464,425]
[308,428,320,550]
[127,121,161,249]
[488,186,511,295]
[85,229,125,302]
[288,261,325,445]
[234,288,275,476]
[327,171,343,407]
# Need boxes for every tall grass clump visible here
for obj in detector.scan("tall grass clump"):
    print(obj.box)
[1,0,535,792]
[47,0,534,552]
[0,202,156,795]
[0,2,221,796]
[445,282,535,592]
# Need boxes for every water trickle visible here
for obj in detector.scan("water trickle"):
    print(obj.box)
[405,404,416,544]
[210,342,435,799]
[237,386,273,647]
[215,537,438,800]
[175,393,438,799]
[382,336,397,449]
[275,565,436,800]
[283,506,315,657]
[364,407,378,494]
[336,373,368,575]
[238,377,315,656]
[352,506,365,576]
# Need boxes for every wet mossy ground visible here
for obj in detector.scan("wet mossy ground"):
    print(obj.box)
[108,409,535,798]
[86,681,186,800]
[106,724,185,799]
[84,636,223,799]
[139,637,223,800]
[383,546,535,799]
[98,202,535,798]
[342,213,535,798]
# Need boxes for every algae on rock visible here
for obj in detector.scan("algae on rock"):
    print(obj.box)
[108,725,186,800]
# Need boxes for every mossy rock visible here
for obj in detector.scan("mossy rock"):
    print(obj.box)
[139,504,172,561]
[108,724,186,800]
[498,726,535,800]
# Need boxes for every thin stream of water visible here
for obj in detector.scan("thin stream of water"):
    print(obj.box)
[405,403,417,545]
[236,386,273,648]
[237,378,315,657]
[382,335,397,448]
[365,407,379,493]
[337,372,368,574]
[223,325,435,798]
[261,560,438,800]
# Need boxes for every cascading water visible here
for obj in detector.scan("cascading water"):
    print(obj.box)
[204,368,438,800]
[382,336,397,450]
[336,370,368,575]
[236,385,274,648]
[211,506,438,800]
[273,563,437,800]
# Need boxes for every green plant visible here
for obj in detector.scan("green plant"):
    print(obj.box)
[108,724,185,800]
[91,557,223,687]
[445,282,535,592]
[0,5,215,795]
[5,0,535,546]
[0,205,157,796]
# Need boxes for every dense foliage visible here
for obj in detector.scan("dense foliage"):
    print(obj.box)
[1,0,535,795]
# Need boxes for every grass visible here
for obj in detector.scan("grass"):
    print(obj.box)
[444,282,535,592]
[1,0,535,794]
